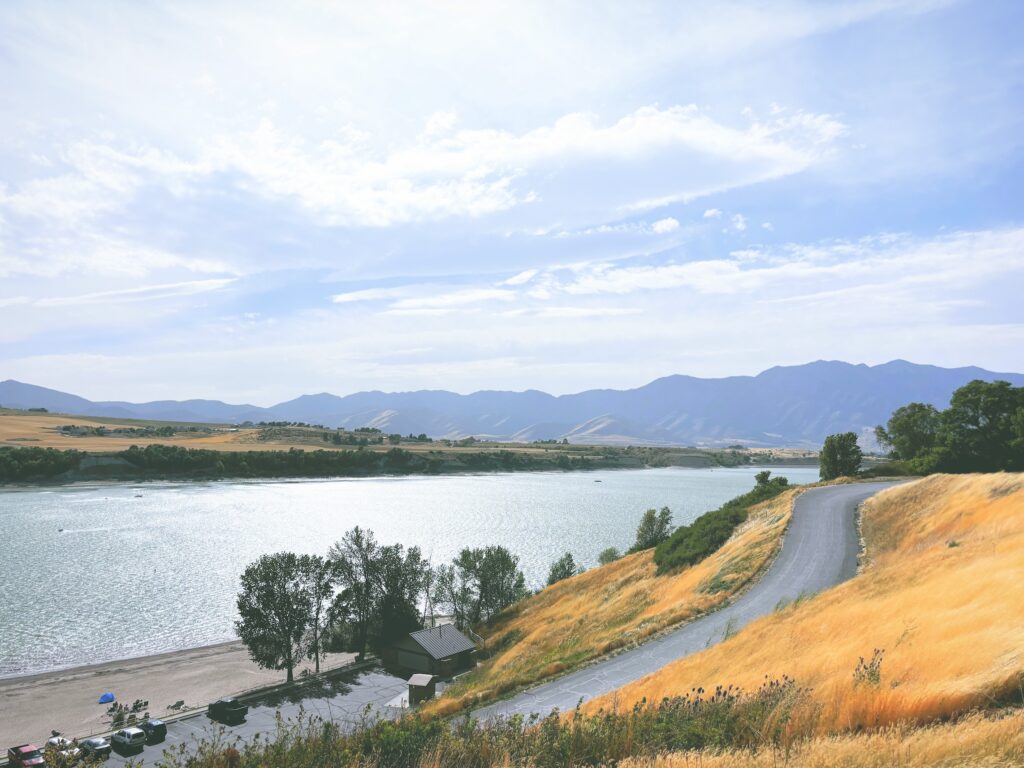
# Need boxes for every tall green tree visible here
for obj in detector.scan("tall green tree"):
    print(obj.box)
[875,403,942,461]
[236,552,311,683]
[374,544,429,649]
[298,553,337,673]
[819,432,863,480]
[632,507,673,551]
[942,380,1024,472]
[433,546,528,630]
[546,552,583,586]
[328,526,380,659]
[597,547,621,565]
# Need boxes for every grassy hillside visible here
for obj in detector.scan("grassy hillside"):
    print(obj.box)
[423,487,805,716]
[584,473,1024,734]
[620,710,1024,768]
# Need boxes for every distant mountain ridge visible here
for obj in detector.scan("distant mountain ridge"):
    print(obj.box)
[3,360,1022,448]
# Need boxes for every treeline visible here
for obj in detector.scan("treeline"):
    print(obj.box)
[235,527,532,681]
[117,444,429,477]
[876,379,1024,473]
[654,471,790,573]
[0,444,597,483]
[0,446,85,482]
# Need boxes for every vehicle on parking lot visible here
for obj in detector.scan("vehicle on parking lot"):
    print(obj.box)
[45,737,81,765]
[207,697,248,724]
[78,737,111,760]
[6,745,44,768]
[140,719,167,743]
[110,728,146,753]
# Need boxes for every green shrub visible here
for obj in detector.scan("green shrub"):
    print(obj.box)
[653,473,789,574]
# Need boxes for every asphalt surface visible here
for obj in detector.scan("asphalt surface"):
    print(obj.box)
[97,481,897,763]
[473,481,900,721]
[103,666,407,766]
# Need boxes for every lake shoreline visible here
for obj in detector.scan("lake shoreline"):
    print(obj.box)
[0,461,819,489]
[0,639,357,749]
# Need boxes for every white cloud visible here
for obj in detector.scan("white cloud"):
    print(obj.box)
[35,279,236,307]
[390,287,518,310]
[703,208,722,218]
[732,213,748,231]
[651,217,680,234]
[332,286,416,304]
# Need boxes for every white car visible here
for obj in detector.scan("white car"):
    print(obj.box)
[45,737,80,764]
[110,728,146,753]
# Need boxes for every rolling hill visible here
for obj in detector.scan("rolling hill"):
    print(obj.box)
[2,360,1022,447]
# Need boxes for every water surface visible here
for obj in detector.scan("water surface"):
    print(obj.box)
[0,465,818,677]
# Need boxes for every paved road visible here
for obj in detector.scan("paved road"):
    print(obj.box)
[473,481,899,721]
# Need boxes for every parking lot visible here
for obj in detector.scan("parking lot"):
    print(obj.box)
[102,665,407,766]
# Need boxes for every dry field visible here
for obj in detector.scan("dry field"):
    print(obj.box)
[423,487,805,716]
[584,473,1024,736]
[620,709,1024,768]
[0,410,606,457]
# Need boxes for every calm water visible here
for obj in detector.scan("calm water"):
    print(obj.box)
[0,466,818,678]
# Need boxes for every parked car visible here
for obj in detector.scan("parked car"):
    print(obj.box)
[139,719,167,744]
[6,745,44,768]
[207,697,248,724]
[110,728,146,754]
[78,737,111,760]
[45,737,81,764]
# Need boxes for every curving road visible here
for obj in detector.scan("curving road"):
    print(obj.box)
[473,481,900,721]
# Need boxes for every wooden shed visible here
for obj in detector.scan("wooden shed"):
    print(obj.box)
[387,624,477,677]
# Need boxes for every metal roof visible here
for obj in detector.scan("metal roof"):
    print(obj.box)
[409,623,476,659]
[408,673,435,686]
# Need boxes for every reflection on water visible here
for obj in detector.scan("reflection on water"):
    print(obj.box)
[0,465,818,677]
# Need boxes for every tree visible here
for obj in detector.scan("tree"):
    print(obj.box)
[433,546,528,631]
[941,380,1024,472]
[819,432,863,480]
[235,552,311,683]
[298,554,337,673]
[875,403,941,461]
[597,547,621,565]
[632,507,673,551]
[328,526,380,659]
[546,552,583,586]
[374,544,429,649]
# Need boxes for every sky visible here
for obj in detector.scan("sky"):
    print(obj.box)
[1,0,1023,405]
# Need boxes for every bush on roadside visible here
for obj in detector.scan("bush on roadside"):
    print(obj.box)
[654,473,789,574]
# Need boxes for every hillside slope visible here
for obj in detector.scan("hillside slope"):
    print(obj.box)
[425,487,803,716]
[4,359,1023,446]
[585,473,1024,733]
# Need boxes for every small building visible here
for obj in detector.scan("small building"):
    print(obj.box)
[407,673,437,706]
[387,624,477,677]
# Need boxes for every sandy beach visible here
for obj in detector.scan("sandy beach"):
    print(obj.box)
[0,642,356,748]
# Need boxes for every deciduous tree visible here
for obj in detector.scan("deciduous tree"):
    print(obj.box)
[236,552,311,683]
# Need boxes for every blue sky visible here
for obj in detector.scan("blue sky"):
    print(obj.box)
[1,0,1022,404]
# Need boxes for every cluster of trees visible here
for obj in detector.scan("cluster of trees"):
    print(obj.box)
[875,380,1024,473]
[235,528,532,681]
[654,471,790,574]
[0,446,84,482]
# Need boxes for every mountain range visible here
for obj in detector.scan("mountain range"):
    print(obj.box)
[2,360,1022,448]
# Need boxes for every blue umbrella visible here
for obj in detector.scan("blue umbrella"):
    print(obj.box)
[98,692,115,704]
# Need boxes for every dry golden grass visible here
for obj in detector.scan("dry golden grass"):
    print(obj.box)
[620,709,1024,768]
[423,488,805,716]
[585,473,1024,736]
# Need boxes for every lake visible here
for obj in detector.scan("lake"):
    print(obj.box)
[0,465,819,678]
